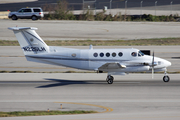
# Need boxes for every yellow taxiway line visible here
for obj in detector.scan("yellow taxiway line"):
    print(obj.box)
[54,102,113,113]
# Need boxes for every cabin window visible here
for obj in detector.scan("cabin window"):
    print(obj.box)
[100,53,104,57]
[112,52,116,57]
[106,52,110,57]
[93,53,98,57]
[118,52,123,57]
[131,52,137,57]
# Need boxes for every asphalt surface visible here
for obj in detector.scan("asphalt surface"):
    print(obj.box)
[1,0,180,11]
[0,73,180,120]
[1,20,180,40]
[0,17,180,120]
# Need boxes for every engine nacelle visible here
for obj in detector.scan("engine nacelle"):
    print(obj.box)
[125,66,150,72]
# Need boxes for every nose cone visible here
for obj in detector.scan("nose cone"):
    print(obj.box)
[164,60,171,67]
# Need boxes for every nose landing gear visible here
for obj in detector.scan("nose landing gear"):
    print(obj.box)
[106,75,114,84]
[163,71,170,82]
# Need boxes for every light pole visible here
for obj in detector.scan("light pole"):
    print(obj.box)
[110,0,112,14]
[170,1,173,15]
[140,1,143,16]
[93,0,96,15]
[155,1,157,16]
[125,0,127,15]
[83,0,84,10]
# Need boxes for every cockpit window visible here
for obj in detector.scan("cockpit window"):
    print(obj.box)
[138,51,144,57]
[131,52,137,57]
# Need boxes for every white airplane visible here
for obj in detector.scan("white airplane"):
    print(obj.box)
[8,27,171,84]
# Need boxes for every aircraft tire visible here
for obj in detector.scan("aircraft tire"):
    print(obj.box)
[106,75,114,84]
[163,76,170,82]
[107,79,113,84]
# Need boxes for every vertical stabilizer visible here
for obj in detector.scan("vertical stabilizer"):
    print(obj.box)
[8,27,49,55]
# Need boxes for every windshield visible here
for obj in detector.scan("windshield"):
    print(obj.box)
[18,9,24,12]
[138,51,144,57]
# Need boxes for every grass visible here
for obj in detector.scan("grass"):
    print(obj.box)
[0,110,97,117]
[0,71,33,73]
[0,70,94,73]
[1,38,180,46]
[0,40,19,46]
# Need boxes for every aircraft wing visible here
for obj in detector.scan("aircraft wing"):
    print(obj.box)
[98,62,126,70]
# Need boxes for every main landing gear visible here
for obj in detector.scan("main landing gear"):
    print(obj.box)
[106,71,170,84]
[106,75,114,84]
[163,71,170,82]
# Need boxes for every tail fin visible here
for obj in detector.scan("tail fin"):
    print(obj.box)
[8,27,49,55]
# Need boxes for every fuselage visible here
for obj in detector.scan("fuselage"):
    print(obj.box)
[26,46,171,73]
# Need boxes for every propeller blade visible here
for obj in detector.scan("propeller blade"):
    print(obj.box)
[152,65,154,79]
[152,51,154,79]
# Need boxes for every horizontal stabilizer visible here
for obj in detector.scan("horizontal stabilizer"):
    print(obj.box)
[8,27,37,31]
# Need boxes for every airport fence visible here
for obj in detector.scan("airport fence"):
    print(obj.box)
[42,0,179,21]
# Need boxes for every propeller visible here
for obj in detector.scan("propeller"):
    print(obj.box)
[152,51,154,79]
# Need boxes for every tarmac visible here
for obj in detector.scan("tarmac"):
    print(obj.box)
[0,73,180,120]
[0,20,180,120]
[1,20,180,40]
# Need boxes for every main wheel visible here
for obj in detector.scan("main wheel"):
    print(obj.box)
[106,75,114,84]
[107,79,113,84]
[32,15,38,20]
[12,15,17,20]
[163,76,170,82]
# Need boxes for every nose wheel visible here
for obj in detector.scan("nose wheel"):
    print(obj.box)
[163,71,170,82]
[163,76,170,82]
[106,75,114,84]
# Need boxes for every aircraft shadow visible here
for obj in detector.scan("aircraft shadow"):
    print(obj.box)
[36,78,103,88]
[171,57,180,59]
[35,78,180,88]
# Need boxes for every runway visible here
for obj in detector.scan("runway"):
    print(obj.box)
[1,20,180,40]
[0,73,180,120]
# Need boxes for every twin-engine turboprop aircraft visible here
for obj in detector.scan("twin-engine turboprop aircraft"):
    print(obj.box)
[8,27,171,84]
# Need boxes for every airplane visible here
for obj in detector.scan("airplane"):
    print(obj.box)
[8,27,171,84]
